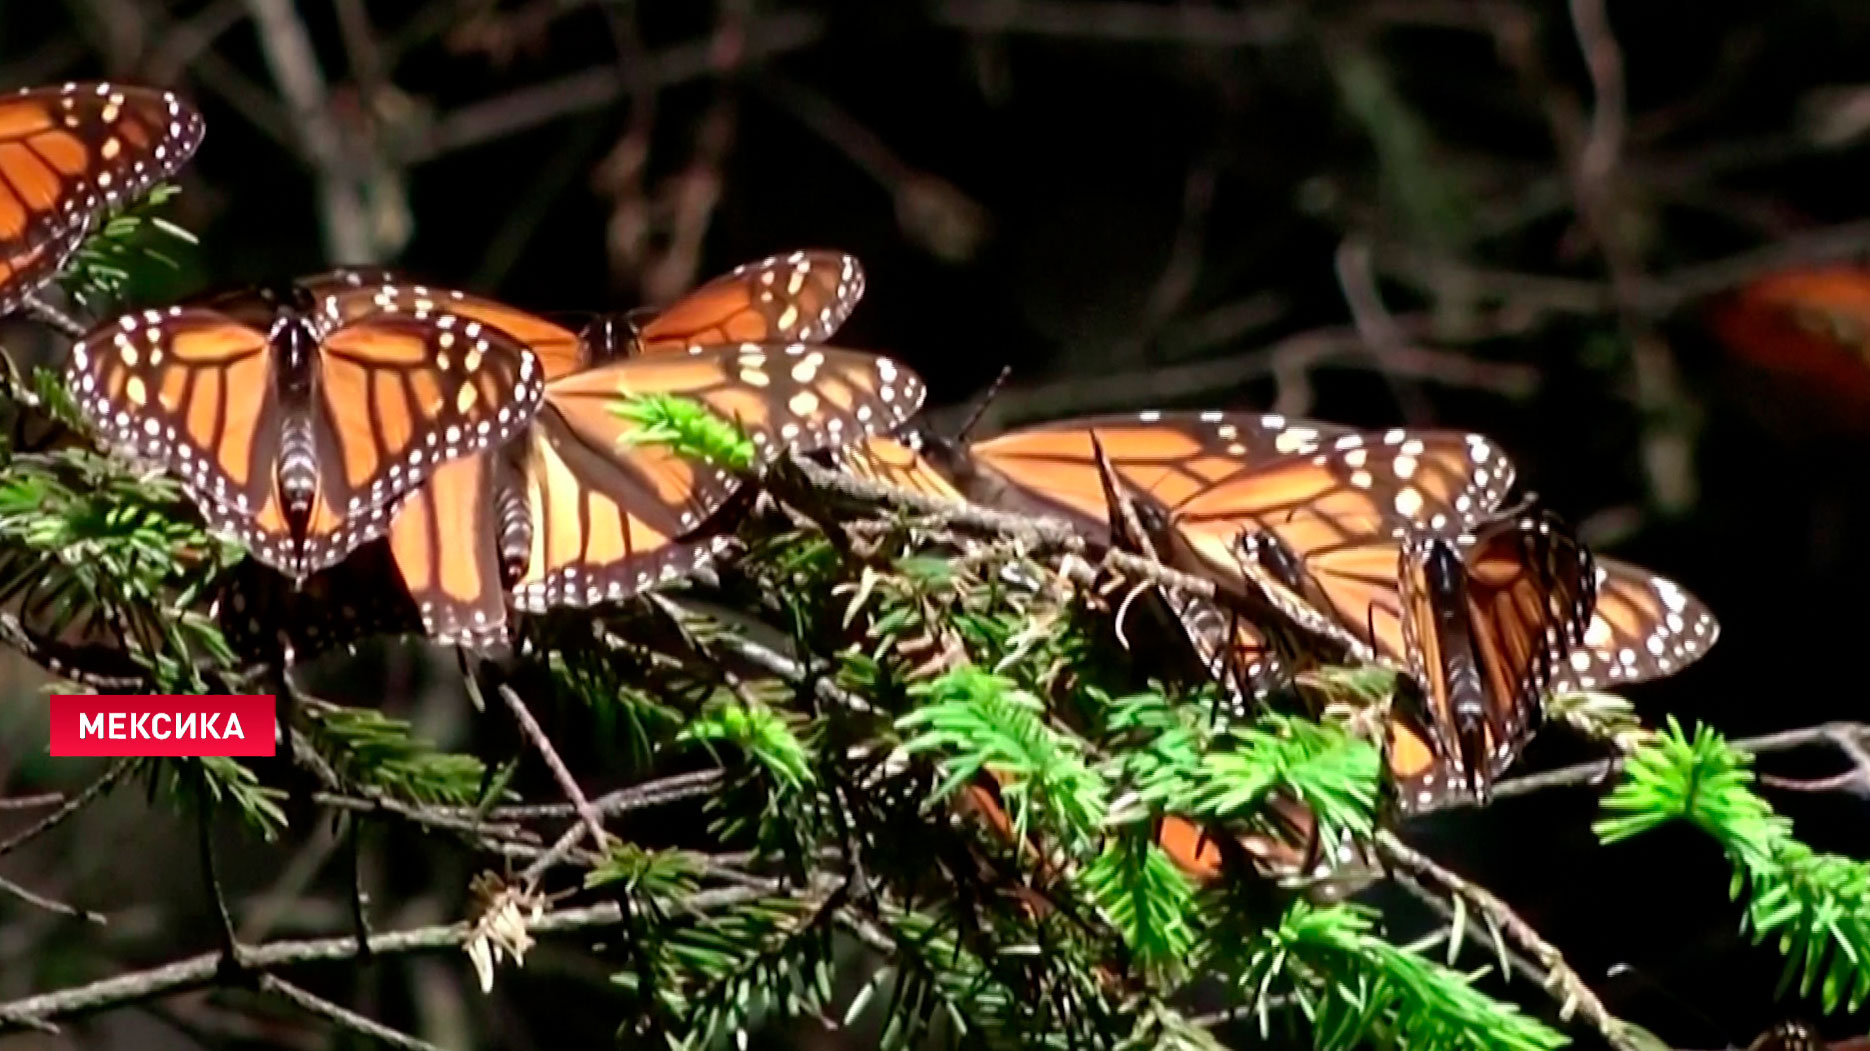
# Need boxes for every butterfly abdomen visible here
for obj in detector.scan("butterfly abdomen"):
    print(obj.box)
[493,446,532,588]
[272,313,322,530]
[1421,537,1490,789]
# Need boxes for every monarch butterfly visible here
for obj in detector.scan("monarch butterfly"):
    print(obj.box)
[582,249,867,359]
[65,281,548,582]
[1706,267,1870,435]
[327,251,908,648]
[0,83,205,315]
[842,414,1593,807]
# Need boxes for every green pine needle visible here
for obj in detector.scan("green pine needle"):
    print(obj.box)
[1081,830,1198,981]
[1597,718,1870,1011]
[303,704,486,807]
[1233,901,1569,1051]
[680,694,816,791]
[612,393,759,472]
[898,666,1109,852]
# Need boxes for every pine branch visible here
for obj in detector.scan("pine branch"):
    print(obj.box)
[0,903,628,1033]
[1595,719,1870,1012]
[1376,830,1642,1049]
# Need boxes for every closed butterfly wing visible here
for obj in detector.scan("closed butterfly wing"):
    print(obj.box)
[628,250,866,357]
[1164,430,1516,665]
[1395,506,1595,807]
[384,449,524,648]
[1551,557,1718,693]
[0,83,205,314]
[511,343,925,612]
[965,412,1366,543]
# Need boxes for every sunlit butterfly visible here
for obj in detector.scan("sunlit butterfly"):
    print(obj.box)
[316,253,909,648]
[1551,558,1719,693]
[843,414,1591,807]
[0,82,204,316]
[65,282,547,581]
[581,249,867,359]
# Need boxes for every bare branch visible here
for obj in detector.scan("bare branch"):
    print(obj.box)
[0,902,626,1033]
[242,0,375,262]
[934,0,1296,46]
[260,975,450,1051]
[1377,831,1646,1051]
[408,13,824,163]
[0,758,132,859]
[1459,722,1870,807]
[496,684,609,854]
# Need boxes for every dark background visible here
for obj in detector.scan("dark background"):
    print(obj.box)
[2,1,1869,1048]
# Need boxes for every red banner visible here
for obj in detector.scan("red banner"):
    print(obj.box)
[48,695,277,757]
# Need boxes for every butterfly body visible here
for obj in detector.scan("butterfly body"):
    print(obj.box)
[69,284,548,581]
[349,250,912,647]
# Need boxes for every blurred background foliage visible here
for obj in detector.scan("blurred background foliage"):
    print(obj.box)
[4,0,1870,1048]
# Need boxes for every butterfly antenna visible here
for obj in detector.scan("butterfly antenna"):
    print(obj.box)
[951,366,1012,445]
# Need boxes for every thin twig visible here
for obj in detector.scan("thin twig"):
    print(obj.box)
[260,975,447,1051]
[934,0,1296,46]
[931,317,1538,431]
[23,295,88,339]
[495,685,608,852]
[197,771,248,976]
[407,13,824,163]
[465,769,721,820]
[242,0,374,262]
[1376,831,1645,1051]
[0,902,626,1032]
[0,792,63,811]
[1334,235,1434,424]
[1470,721,1870,807]
[0,869,104,923]
[0,758,132,858]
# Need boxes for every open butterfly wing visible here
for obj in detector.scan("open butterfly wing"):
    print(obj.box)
[310,276,589,381]
[1552,556,1718,692]
[309,307,544,530]
[632,250,866,356]
[509,343,924,611]
[69,307,281,517]
[1163,431,1515,664]
[0,83,204,312]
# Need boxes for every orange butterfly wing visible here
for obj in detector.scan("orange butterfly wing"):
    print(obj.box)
[835,434,966,501]
[1552,557,1719,693]
[0,84,204,312]
[632,250,866,356]
[510,343,926,612]
[69,294,547,578]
